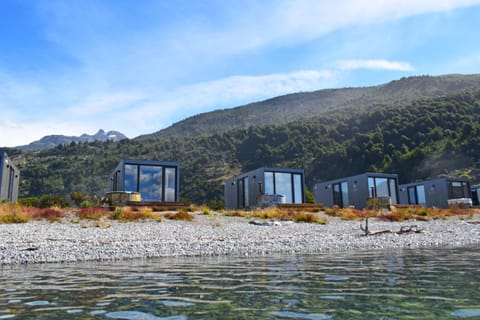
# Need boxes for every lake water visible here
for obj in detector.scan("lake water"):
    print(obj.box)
[1,246,479,319]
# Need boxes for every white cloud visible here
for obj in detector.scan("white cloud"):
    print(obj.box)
[338,59,415,71]
[68,92,146,116]
[0,69,336,147]
[2,0,480,147]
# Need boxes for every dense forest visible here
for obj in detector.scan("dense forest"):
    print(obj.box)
[8,84,480,205]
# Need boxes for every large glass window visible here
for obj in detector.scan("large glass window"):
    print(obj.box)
[368,176,397,202]
[165,167,176,202]
[408,187,417,204]
[368,177,375,198]
[416,185,426,206]
[275,173,293,203]
[122,163,177,202]
[333,183,342,207]
[389,179,398,204]
[408,185,426,206]
[333,181,350,208]
[265,172,274,195]
[124,164,138,192]
[139,165,163,201]
[448,181,467,199]
[264,171,303,204]
[341,181,349,207]
[375,178,389,197]
[293,174,303,204]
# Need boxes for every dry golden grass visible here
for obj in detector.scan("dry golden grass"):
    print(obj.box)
[164,209,194,221]
[222,207,328,224]
[0,203,29,223]
[113,206,162,222]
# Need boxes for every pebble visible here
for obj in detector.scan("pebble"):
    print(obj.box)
[0,214,479,265]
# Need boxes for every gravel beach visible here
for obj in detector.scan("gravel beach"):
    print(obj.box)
[1,213,480,265]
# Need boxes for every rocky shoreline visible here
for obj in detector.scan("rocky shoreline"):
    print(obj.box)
[1,213,480,265]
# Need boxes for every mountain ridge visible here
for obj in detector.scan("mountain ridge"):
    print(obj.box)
[138,73,480,141]
[16,129,128,151]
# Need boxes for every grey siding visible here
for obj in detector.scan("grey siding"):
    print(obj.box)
[314,172,399,210]
[0,152,20,202]
[399,178,471,208]
[224,167,305,210]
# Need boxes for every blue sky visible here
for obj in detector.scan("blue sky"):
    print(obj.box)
[2,0,480,147]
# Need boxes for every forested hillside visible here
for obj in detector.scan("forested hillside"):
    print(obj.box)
[12,85,480,205]
[139,74,480,140]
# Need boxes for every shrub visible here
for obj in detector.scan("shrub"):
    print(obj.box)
[165,209,194,221]
[293,211,328,224]
[30,208,65,222]
[80,199,99,208]
[77,207,110,220]
[113,207,161,222]
[305,187,316,204]
[200,205,211,215]
[18,197,41,208]
[70,192,90,207]
[0,203,29,223]
[323,207,336,216]
[339,208,360,221]
[39,195,69,208]
[206,199,224,211]
[19,195,69,208]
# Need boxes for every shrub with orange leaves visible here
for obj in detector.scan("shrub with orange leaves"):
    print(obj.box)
[30,207,65,222]
[77,206,110,220]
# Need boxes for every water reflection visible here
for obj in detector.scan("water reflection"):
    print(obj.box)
[1,246,479,319]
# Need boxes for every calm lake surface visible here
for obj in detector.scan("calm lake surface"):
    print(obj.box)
[1,246,479,319]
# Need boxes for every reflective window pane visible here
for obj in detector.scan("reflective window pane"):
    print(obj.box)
[389,178,398,204]
[417,185,426,206]
[265,172,274,195]
[124,164,138,192]
[341,181,349,207]
[368,177,375,198]
[165,167,176,202]
[449,181,466,199]
[293,174,302,204]
[275,173,293,203]
[408,187,417,204]
[375,178,389,197]
[139,165,163,201]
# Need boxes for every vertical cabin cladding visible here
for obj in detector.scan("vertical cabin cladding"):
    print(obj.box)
[0,152,20,203]
[224,167,306,210]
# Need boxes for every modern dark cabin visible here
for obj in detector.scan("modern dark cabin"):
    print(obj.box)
[0,152,20,202]
[109,159,179,203]
[313,172,399,209]
[224,167,305,210]
[399,178,472,208]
